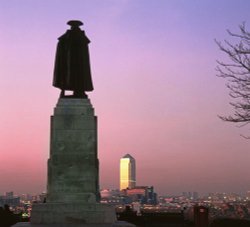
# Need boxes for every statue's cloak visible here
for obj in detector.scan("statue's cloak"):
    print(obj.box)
[53,29,93,92]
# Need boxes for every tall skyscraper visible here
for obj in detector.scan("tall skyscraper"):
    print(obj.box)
[120,154,136,190]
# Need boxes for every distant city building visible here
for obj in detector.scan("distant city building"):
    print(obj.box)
[193,192,199,200]
[0,191,20,207]
[100,189,120,199]
[247,191,250,200]
[123,186,158,205]
[100,189,123,205]
[120,154,136,190]
[5,191,14,199]
[182,191,199,200]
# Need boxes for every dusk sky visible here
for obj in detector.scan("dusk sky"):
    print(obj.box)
[1,0,250,196]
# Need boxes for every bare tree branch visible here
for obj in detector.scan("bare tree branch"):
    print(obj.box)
[216,23,250,129]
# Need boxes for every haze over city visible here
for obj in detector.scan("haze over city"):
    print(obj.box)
[0,0,250,196]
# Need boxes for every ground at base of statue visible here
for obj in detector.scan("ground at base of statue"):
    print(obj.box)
[12,221,136,227]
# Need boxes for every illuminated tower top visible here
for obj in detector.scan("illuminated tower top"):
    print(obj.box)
[120,154,136,190]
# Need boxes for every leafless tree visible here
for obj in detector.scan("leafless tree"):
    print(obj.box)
[216,23,250,125]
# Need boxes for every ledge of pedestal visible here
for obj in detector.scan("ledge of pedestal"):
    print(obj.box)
[12,220,136,227]
[30,202,116,225]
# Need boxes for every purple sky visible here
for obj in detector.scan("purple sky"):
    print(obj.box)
[0,0,250,195]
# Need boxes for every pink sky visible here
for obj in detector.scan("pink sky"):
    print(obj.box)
[0,0,250,195]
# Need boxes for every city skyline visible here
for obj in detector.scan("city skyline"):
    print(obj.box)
[0,0,250,195]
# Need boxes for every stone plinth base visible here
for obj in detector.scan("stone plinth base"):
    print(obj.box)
[30,203,116,225]
[12,221,135,227]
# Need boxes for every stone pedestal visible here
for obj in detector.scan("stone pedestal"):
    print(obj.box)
[47,98,99,203]
[31,203,116,224]
[30,98,116,225]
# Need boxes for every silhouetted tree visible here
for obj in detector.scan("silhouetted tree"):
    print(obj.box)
[216,23,250,125]
[210,218,250,227]
[0,205,20,227]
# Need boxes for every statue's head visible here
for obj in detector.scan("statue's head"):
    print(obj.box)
[67,20,83,30]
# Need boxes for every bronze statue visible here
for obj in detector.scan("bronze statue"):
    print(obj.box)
[53,20,93,98]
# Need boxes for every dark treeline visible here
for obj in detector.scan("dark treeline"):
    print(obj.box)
[210,218,250,227]
[0,205,20,227]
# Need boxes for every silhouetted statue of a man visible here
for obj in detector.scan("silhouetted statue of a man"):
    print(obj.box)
[53,20,93,98]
